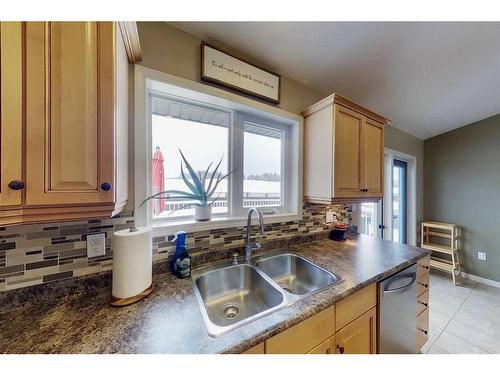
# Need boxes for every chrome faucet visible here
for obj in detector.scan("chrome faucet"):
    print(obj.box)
[244,207,265,263]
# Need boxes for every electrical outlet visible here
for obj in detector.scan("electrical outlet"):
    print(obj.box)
[326,211,336,224]
[477,251,487,261]
[87,233,106,258]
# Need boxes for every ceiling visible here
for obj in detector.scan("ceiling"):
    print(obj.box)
[173,22,500,139]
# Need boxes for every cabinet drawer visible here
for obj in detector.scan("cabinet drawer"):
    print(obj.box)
[417,256,430,279]
[417,289,429,316]
[417,307,429,334]
[266,305,335,354]
[417,272,429,297]
[307,337,334,354]
[416,326,429,352]
[242,342,265,354]
[335,283,376,331]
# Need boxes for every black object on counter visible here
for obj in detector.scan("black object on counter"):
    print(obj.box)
[330,224,348,242]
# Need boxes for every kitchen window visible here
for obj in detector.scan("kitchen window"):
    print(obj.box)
[134,67,302,233]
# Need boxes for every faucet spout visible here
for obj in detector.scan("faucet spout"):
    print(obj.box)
[244,207,265,263]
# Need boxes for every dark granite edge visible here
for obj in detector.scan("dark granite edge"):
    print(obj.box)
[221,247,431,353]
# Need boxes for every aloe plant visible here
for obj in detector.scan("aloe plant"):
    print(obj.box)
[141,149,233,209]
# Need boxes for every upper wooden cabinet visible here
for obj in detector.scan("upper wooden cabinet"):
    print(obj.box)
[303,94,389,203]
[0,23,23,208]
[0,22,131,226]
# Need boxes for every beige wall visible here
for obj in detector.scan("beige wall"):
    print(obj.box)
[425,114,500,281]
[136,22,325,115]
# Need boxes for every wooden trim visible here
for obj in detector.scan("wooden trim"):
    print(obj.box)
[304,196,383,204]
[117,22,142,63]
[200,41,281,105]
[0,204,116,226]
[302,93,390,125]
[110,284,153,307]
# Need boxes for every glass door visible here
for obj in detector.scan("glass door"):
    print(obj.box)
[392,159,408,244]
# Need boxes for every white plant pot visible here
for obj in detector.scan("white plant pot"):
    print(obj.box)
[195,205,212,222]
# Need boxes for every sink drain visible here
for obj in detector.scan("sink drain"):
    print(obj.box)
[221,304,240,320]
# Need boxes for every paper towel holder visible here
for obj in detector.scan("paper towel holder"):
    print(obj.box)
[110,284,153,307]
[109,225,153,307]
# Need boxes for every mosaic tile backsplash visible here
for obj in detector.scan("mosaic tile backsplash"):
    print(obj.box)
[0,204,351,292]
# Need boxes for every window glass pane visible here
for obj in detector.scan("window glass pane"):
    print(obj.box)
[360,202,376,237]
[151,114,228,219]
[243,123,282,208]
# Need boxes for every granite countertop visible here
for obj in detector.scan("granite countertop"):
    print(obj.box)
[0,235,429,354]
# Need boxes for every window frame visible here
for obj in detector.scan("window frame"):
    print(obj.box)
[134,66,303,236]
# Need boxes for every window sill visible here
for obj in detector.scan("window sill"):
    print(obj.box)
[151,212,302,236]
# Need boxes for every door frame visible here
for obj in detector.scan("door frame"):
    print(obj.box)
[383,148,417,246]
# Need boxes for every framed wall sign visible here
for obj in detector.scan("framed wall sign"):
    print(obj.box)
[201,41,281,104]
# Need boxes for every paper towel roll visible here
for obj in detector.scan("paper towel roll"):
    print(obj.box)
[112,227,153,301]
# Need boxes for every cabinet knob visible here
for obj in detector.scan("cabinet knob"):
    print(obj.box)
[419,328,428,335]
[419,301,428,307]
[422,265,430,270]
[8,180,25,190]
[100,182,112,191]
[337,344,345,354]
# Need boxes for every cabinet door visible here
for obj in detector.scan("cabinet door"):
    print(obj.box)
[334,307,377,354]
[360,118,384,198]
[0,22,23,207]
[242,342,265,354]
[266,305,335,354]
[25,22,115,206]
[308,337,334,354]
[333,105,362,198]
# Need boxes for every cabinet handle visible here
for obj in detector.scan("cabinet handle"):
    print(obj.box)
[419,282,429,288]
[419,301,428,307]
[422,265,430,270]
[101,182,112,191]
[8,180,25,190]
[337,344,345,354]
[419,328,428,335]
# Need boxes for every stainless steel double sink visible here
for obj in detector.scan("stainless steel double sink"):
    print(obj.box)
[192,252,342,337]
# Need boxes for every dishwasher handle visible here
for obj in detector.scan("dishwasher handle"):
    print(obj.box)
[382,273,417,296]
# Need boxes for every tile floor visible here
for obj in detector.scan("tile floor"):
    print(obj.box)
[422,270,500,354]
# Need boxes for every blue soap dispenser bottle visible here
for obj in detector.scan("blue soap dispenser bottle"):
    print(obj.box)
[170,231,191,279]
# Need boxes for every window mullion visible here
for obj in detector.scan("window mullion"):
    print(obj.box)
[230,112,245,217]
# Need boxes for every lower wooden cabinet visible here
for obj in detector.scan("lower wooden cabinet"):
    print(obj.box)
[266,306,335,354]
[416,255,431,352]
[334,307,377,354]
[262,283,376,354]
[242,342,265,354]
[307,337,334,354]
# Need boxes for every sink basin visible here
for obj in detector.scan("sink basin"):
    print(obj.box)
[193,263,285,336]
[256,253,339,295]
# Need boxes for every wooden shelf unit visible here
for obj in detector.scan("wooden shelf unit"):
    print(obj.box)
[421,221,460,285]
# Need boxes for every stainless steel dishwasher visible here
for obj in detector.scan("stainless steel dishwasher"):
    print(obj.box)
[378,263,417,353]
